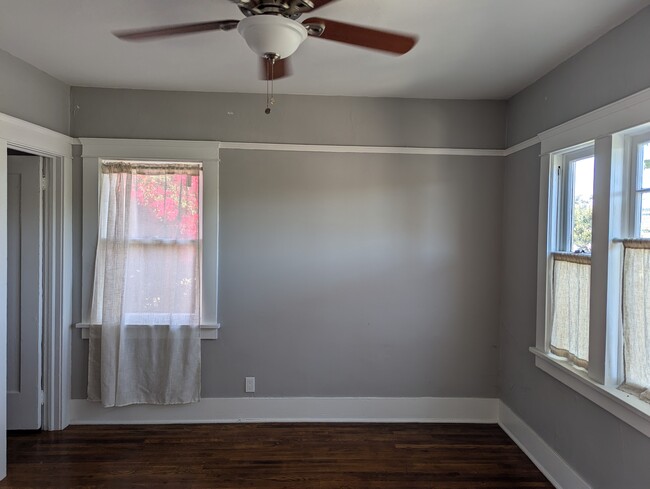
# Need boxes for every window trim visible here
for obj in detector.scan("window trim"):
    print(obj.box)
[535,94,650,439]
[530,347,650,438]
[77,138,220,340]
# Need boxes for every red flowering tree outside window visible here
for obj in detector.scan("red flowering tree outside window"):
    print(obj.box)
[133,173,200,240]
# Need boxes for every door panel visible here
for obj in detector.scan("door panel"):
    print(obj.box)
[7,155,42,430]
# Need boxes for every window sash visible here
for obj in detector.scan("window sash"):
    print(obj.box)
[92,161,203,325]
[630,134,650,237]
[99,238,200,246]
[555,146,595,252]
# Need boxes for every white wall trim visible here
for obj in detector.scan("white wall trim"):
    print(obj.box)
[530,348,650,438]
[0,140,7,480]
[539,86,650,154]
[504,136,541,156]
[74,137,511,158]
[0,113,73,157]
[498,401,591,489]
[74,323,220,340]
[77,137,535,159]
[70,397,498,425]
[220,141,504,157]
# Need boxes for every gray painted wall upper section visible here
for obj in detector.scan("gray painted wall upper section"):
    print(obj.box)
[0,49,69,135]
[70,87,506,149]
[71,150,504,398]
[506,5,650,147]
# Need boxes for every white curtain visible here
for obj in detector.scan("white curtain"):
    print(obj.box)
[550,253,591,369]
[88,161,202,407]
[621,242,650,403]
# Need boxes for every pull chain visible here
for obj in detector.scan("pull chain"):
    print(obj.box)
[265,55,276,115]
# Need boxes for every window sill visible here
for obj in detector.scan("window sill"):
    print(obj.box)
[75,323,220,340]
[530,347,650,438]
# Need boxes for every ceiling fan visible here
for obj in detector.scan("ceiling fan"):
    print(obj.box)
[113,0,418,106]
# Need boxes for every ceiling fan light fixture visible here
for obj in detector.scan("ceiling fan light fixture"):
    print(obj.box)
[237,15,308,59]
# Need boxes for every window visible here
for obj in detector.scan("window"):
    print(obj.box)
[548,145,594,368]
[90,160,203,326]
[77,138,220,340]
[533,107,650,439]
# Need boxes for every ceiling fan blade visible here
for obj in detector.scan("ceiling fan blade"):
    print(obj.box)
[114,20,240,41]
[302,17,417,55]
[259,57,292,80]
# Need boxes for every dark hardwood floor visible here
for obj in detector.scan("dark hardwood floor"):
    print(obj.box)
[1,423,552,488]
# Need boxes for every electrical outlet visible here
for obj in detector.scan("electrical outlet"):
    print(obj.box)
[245,377,255,393]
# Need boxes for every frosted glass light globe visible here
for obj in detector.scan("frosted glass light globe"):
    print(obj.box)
[238,15,308,59]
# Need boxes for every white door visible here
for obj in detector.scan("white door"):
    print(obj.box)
[7,155,42,430]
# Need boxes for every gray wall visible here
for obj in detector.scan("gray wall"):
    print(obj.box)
[70,90,506,398]
[501,6,650,488]
[70,87,506,149]
[207,150,502,397]
[0,49,69,135]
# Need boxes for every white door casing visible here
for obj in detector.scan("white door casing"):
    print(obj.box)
[7,155,43,430]
[0,113,74,482]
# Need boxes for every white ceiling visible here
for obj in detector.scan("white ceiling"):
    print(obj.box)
[0,0,648,99]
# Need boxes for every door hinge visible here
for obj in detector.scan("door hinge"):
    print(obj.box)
[39,390,45,406]
[40,177,47,191]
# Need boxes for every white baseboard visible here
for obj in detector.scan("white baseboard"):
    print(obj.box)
[70,396,498,425]
[498,401,590,489]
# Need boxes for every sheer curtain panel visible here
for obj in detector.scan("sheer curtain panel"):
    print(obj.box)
[550,253,591,368]
[621,240,650,402]
[88,161,202,407]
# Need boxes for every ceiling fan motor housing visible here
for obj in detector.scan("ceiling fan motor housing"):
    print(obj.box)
[237,15,308,59]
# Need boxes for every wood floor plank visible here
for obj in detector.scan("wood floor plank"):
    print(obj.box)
[1,423,552,488]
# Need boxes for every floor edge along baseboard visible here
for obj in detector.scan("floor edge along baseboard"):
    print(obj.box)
[70,397,498,425]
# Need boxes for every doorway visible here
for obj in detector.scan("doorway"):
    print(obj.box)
[7,149,45,430]
[0,116,73,481]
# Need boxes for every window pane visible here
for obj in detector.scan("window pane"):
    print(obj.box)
[640,141,650,190]
[124,242,199,319]
[642,193,650,238]
[133,173,200,240]
[571,157,594,252]
[127,173,201,321]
